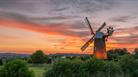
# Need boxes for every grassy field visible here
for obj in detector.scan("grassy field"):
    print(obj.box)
[29,66,45,77]
[0,64,52,77]
[29,64,52,77]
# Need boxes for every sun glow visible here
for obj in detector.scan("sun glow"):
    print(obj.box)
[95,51,107,59]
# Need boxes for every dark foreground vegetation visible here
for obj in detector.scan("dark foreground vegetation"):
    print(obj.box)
[0,48,138,77]
[44,55,138,77]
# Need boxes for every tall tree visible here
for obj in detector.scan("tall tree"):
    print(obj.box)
[31,50,48,64]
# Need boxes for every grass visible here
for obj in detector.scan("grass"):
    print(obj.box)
[29,66,45,77]
[29,64,52,77]
[0,65,2,69]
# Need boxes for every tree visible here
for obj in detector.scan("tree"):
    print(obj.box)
[0,59,2,65]
[44,55,49,63]
[134,48,138,59]
[31,50,48,64]
[107,48,129,60]
[0,59,34,77]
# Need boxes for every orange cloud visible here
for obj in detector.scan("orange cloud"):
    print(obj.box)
[0,18,137,54]
[0,18,86,54]
[0,19,67,36]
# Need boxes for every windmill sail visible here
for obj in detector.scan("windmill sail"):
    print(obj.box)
[96,22,106,32]
[81,36,95,51]
[85,17,95,35]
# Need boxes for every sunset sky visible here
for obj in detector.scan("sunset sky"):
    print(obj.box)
[0,0,138,54]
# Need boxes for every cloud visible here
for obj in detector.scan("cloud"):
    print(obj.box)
[31,16,68,21]
[0,11,33,24]
[110,15,136,22]
[0,0,120,17]
[0,0,35,12]
[0,10,75,25]
[0,11,137,46]
[111,26,138,44]
[0,34,18,40]
[0,0,120,32]
[0,0,138,53]
[30,15,80,24]
[48,0,119,12]
[0,18,87,38]
[0,9,91,37]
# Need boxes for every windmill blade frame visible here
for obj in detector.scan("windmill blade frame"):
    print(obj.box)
[81,35,95,51]
[96,22,106,32]
[85,17,95,35]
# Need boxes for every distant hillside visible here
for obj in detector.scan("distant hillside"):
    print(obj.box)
[0,53,91,59]
[0,53,30,59]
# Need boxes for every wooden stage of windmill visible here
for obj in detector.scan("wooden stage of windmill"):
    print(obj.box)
[81,17,114,59]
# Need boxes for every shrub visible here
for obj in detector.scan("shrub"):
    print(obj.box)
[131,59,138,77]
[44,58,107,77]
[0,59,34,77]
[44,59,82,77]
[132,69,138,77]
[44,56,138,77]
[118,55,138,77]
[134,48,138,59]
[0,59,3,65]
[104,61,121,77]
[80,58,106,77]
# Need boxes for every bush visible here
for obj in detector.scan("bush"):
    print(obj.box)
[119,55,138,77]
[0,59,3,65]
[45,58,122,77]
[0,59,34,77]
[132,70,138,77]
[44,56,138,77]
[134,48,138,59]
[44,59,82,77]
[104,61,121,77]
[80,58,106,77]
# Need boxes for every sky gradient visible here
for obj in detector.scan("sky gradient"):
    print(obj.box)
[0,0,138,54]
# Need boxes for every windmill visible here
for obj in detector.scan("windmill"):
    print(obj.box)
[81,17,114,59]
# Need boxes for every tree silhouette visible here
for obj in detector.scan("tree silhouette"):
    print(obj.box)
[31,50,48,64]
[107,48,129,60]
